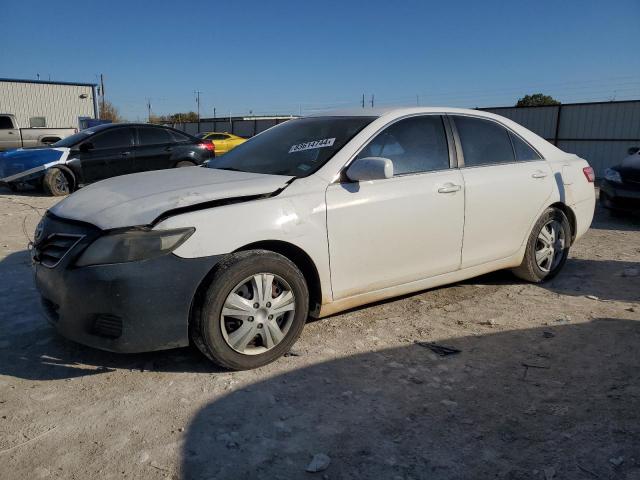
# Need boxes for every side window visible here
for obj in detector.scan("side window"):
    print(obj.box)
[209,133,229,140]
[356,116,450,176]
[0,116,14,129]
[168,130,191,142]
[138,127,172,145]
[29,117,46,127]
[454,116,515,167]
[509,132,541,161]
[90,128,133,149]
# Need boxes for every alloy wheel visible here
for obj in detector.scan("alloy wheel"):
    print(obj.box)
[535,220,565,273]
[220,273,296,355]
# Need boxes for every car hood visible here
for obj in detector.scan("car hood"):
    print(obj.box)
[0,147,69,181]
[50,167,293,230]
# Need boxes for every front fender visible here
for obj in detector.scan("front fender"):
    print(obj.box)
[154,191,332,304]
[0,148,70,183]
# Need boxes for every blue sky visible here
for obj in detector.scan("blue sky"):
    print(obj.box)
[2,0,639,120]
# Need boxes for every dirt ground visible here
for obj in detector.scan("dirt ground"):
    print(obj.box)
[0,188,638,480]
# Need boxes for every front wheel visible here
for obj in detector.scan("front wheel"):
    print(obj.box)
[42,168,72,196]
[512,207,571,283]
[192,250,309,370]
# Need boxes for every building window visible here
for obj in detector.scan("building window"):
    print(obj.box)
[29,117,47,128]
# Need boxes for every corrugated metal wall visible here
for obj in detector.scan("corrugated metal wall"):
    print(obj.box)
[0,81,96,128]
[170,118,291,138]
[483,100,640,176]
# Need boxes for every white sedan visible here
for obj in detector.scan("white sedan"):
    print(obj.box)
[34,107,595,369]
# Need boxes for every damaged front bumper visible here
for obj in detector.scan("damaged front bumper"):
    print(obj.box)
[33,213,222,353]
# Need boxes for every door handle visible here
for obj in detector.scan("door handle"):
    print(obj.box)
[437,183,462,193]
[531,170,548,179]
[121,151,131,156]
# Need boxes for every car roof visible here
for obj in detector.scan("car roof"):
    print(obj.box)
[308,106,496,118]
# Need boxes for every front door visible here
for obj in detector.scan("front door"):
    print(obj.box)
[450,115,553,268]
[79,127,136,183]
[326,115,465,300]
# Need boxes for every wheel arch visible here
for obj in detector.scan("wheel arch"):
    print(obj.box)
[46,164,77,190]
[549,202,577,244]
[233,240,322,316]
[187,240,323,347]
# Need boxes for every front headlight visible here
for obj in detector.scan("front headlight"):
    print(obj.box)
[604,168,622,183]
[75,227,194,267]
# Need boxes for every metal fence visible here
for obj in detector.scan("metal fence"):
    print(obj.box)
[168,117,295,138]
[481,100,640,176]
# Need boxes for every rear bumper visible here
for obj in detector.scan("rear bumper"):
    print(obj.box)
[600,180,640,210]
[35,252,222,353]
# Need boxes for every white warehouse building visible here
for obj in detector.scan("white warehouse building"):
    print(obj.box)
[0,78,98,129]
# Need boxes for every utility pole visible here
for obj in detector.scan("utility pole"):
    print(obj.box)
[194,90,201,126]
[416,94,420,106]
[100,74,105,119]
[370,94,374,108]
[213,107,216,119]
[362,93,365,108]
[146,98,152,123]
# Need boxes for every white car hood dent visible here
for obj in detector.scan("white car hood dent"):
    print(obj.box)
[50,167,293,230]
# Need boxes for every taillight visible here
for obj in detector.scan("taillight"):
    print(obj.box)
[199,142,215,152]
[582,166,595,183]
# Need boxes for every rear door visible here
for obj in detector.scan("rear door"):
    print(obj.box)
[450,115,553,268]
[134,126,177,172]
[0,115,20,150]
[78,127,136,183]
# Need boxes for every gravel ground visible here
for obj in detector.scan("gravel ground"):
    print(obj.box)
[0,188,638,480]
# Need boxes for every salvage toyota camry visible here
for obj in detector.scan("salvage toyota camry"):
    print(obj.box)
[33,108,595,370]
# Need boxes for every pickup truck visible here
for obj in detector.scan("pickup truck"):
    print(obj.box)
[0,114,77,151]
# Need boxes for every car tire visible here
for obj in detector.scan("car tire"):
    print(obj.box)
[6,182,18,192]
[42,168,72,196]
[192,250,309,370]
[175,160,196,168]
[512,207,571,283]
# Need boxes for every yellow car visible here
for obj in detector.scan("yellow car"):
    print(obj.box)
[196,132,246,155]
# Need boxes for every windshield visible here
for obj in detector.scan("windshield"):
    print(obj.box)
[51,128,98,147]
[206,116,375,177]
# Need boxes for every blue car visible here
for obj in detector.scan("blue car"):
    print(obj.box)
[0,123,215,195]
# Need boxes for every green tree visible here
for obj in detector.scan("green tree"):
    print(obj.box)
[516,93,560,107]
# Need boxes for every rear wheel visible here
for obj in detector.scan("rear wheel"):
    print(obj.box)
[175,160,196,168]
[42,168,72,196]
[192,250,309,370]
[512,207,571,283]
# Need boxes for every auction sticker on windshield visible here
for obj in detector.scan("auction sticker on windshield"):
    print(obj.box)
[289,138,335,153]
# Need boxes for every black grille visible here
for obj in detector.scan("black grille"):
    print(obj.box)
[93,315,123,338]
[35,233,84,268]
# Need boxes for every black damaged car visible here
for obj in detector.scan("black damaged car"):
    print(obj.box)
[600,147,640,213]
[0,123,215,196]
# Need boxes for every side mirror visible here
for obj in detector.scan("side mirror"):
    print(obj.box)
[79,142,94,152]
[628,147,640,156]
[346,157,394,182]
